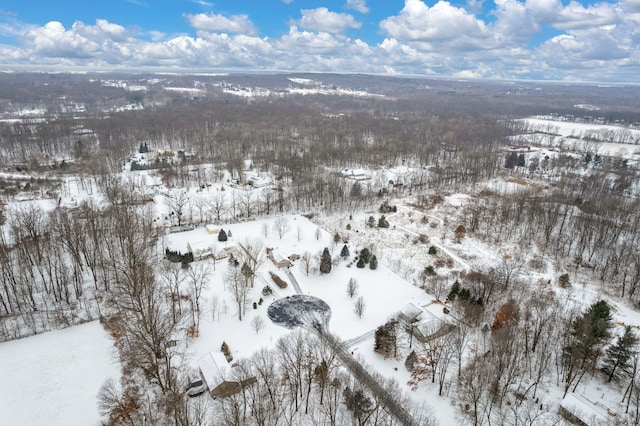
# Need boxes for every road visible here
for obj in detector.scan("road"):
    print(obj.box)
[317,330,421,426]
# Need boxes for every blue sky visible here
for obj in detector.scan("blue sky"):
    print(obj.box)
[1,0,639,82]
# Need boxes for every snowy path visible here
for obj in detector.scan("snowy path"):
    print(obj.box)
[285,269,304,294]
[344,329,375,348]
[320,331,419,426]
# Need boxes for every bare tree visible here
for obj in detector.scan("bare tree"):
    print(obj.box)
[158,261,185,324]
[251,316,265,334]
[354,296,366,318]
[240,189,254,218]
[273,216,290,239]
[346,277,359,298]
[166,189,191,227]
[226,261,250,321]
[299,251,313,276]
[261,187,275,215]
[238,237,266,288]
[210,192,226,222]
[187,262,210,334]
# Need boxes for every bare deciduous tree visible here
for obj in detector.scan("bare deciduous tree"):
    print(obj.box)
[354,296,366,318]
[273,217,290,239]
[251,316,265,334]
[347,277,359,298]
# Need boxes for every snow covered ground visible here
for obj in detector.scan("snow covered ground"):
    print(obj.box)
[0,321,120,426]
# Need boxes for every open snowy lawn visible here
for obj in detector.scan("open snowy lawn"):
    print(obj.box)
[0,321,120,426]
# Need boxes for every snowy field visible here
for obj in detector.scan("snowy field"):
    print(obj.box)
[0,321,120,426]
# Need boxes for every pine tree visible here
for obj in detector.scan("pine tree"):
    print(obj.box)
[563,300,613,395]
[374,320,398,358]
[359,247,371,264]
[378,215,389,228]
[369,255,378,270]
[602,326,638,382]
[447,280,461,301]
[505,152,518,169]
[320,247,332,274]
[340,244,350,259]
[356,258,365,268]
[218,228,228,242]
[367,216,376,228]
[405,350,418,372]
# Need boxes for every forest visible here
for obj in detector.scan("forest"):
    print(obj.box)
[0,72,640,425]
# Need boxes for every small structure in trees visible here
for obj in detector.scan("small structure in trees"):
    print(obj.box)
[205,224,219,235]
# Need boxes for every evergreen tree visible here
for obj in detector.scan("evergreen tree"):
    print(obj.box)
[333,232,341,244]
[367,216,376,228]
[350,181,363,198]
[405,350,418,372]
[602,326,638,382]
[374,320,398,358]
[343,386,373,422]
[369,255,378,270]
[227,229,232,238]
[563,300,613,395]
[340,244,350,259]
[218,228,228,242]
[320,247,332,274]
[447,280,461,301]
[378,215,389,228]
[428,246,437,255]
[517,153,526,167]
[356,258,365,268]
[359,247,371,264]
[505,152,518,169]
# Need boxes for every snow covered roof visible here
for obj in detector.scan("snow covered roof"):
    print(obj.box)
[198,352,231,390]
[399,303,423,322]
[560,393,614,426]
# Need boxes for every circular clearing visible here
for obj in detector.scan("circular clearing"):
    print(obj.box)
[267,295,331,331]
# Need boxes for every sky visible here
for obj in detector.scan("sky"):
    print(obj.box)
[0,0,639,83]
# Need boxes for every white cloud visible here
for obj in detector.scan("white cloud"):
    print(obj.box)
[295,8,361,33]
[184,12,256,35]
[525,0,619,31]
[380,0,491,43]
[191,0,213,6]
[0,1,639,83]
[491,0,539,42]
[346,0,369,14]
